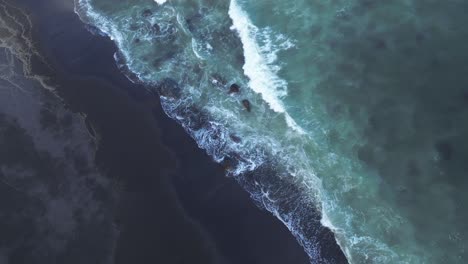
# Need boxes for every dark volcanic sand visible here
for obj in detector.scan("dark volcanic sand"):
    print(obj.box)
[5,0,347,263]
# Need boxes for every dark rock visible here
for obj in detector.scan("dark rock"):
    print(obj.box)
[222,152,249,172]
[229,83,240,94]
[229,134,241,143]
[220,156,237,172]
[242,99,251,112]
[186,13,203,33]
[151,23,161,34]
[236,53,245,65]
[156,78,181,99]
[210,73,227,87]
[134,38,140,44]
[142,9,152,17]
[180,106,209,131]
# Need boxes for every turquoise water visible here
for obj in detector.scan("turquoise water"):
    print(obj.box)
[74,0,468,263]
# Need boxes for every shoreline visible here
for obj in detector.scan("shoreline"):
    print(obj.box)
[9,0,346,263]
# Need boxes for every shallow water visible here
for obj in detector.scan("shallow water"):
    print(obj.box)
[74,0,468,263]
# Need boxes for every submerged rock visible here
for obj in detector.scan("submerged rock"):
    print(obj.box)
[229,134,242,143]
[156,78,181,99]
[221,152,247,172]
[142,9,152,17]
[151,23,161,34]
[221,156,236,171]
[129,24,139,31]
[180,106,209,131]
[185,13,204,33]
[236,53,246,65]
[210,73,227,87]
[229,83,240,94]
[242,99,251,112]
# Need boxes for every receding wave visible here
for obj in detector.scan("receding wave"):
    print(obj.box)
[228,0,305,134]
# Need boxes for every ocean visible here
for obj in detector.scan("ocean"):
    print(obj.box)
[74,0,468,263]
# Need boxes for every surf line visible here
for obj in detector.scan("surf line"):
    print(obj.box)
[228,0,305,135]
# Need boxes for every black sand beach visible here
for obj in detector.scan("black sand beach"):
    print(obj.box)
[0,0,347,263]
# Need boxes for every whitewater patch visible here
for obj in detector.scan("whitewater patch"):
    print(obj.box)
[228,0,305,134]
[154,0,167,5]
[74,0,124,45]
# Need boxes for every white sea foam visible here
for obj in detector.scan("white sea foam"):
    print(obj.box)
[154,0,167,5]
[228,0,305,134]
[228,0,286,113]
[74,0,124,48]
